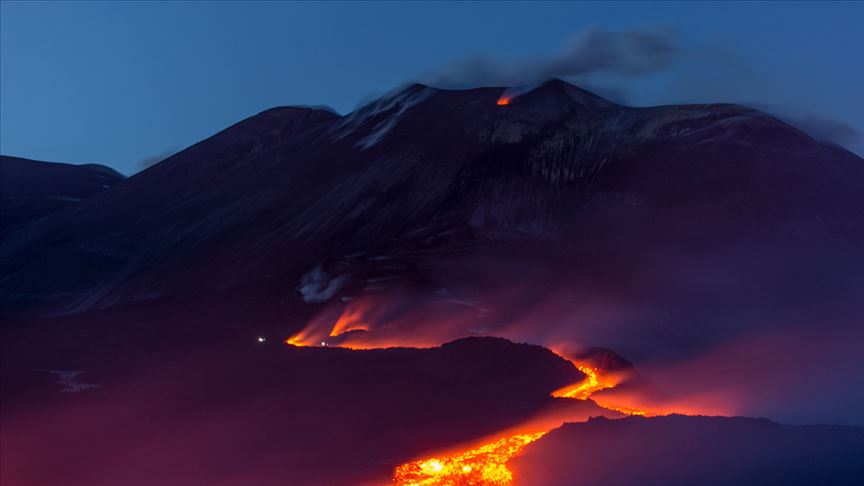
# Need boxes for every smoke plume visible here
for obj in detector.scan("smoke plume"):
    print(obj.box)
[413,26,862,155]
[421,26,679,89]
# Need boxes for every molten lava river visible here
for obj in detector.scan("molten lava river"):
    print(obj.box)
[286,323,656,486]
[388,363,650,486]
[393,432,546,486]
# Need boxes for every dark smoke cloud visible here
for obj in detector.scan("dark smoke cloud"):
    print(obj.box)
[421,26,680,89]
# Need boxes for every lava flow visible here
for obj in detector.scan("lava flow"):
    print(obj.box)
[551,364,614,400]
[393,432,546,486]
[284,304,655,485]
[390,359,650,486]
[551,363,650,416]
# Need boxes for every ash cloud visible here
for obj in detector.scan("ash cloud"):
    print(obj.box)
[421,26,680,89]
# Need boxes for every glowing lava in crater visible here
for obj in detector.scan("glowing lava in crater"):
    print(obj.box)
[497,85,531,105]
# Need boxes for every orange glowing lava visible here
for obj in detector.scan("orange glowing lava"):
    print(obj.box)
[328,304,371,337]
[393,432,545,486]
[284,335,659,485]
[285,335,309,347]
[284,312,666,485]
[496,96,511,106]
[390,357,653,485]
[599,404,650,416]
[551,364,614,400]
[284,301,374,347]
[553,362,652,417]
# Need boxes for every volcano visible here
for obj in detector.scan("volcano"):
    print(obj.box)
[2,79,863,485]
[2,79,862,317]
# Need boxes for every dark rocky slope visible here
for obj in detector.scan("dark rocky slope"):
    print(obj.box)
[513,415,864,485]
[0,155,124,234]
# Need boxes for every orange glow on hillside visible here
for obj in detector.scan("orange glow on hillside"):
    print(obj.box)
[496,96,511,106]
[599,404,649,416]
[285,300,377,347]
[393,432,545,486]
[328,303,371,337]
[285,334,310,347]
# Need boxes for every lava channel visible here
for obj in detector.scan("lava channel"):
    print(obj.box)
[393,432,546,486]
[390,359,652,486]
[284,322,656,485]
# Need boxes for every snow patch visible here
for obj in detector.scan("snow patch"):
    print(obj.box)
[330,85,432,148]
[356,88,431,149]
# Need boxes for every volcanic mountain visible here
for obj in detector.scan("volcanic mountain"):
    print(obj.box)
[2,79,864,485]
[2,79,862,322]
[3,80,864,420]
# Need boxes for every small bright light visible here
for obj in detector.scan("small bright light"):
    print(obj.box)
[321,341,327,346]
[257,337,266,343]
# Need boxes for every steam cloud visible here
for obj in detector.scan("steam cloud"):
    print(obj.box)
[422,26,679,89]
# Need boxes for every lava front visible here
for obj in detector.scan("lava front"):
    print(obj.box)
[392,432,546,486]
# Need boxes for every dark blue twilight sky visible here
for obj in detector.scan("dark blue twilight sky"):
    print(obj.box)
[1,1,862,174]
